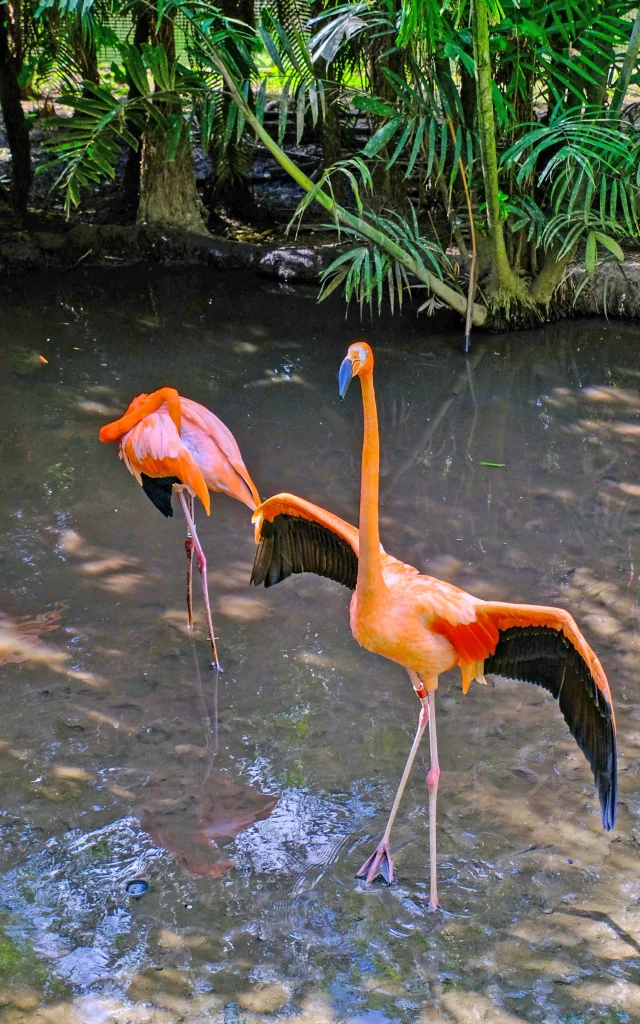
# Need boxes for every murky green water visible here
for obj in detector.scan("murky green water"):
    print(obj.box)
[0,268,639,1024]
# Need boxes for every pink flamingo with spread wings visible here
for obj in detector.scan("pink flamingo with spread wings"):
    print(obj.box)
[250,343,617,909]
[100,387,259,669]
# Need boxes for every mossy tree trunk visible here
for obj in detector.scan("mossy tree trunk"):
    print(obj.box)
[138,129,208,233]
[0,3,31,219]
[137,12,207,233]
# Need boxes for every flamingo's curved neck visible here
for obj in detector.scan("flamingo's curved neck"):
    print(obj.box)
[357,370,385,597]
[100,387,181,443]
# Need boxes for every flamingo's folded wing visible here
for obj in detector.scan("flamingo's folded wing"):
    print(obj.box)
[180,398,260,508]
[121,413,210,514]
[250,494,359,590]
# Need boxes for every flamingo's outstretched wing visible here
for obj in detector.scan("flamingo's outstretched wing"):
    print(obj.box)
[438,602,617,830]
[250,494,359,589]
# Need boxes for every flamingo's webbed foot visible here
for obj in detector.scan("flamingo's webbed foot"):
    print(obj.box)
[356,839,394,884]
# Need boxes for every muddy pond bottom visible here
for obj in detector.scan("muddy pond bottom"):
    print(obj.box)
[0,268,639,1024]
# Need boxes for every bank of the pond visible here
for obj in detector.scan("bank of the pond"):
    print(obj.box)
[1,216,640,327]
[0,219,342,283]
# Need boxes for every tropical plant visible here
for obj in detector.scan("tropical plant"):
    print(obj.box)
[35,0,260,228]
[6,0,640,332]
[267,0,640,331]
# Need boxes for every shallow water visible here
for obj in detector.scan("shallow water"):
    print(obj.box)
[0,268,639,1024]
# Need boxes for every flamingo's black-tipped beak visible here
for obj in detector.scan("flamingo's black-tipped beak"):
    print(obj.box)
[338,356,354,400]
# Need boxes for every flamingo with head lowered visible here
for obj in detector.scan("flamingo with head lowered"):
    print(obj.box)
[250,342,617,911]
[100,387,259,670]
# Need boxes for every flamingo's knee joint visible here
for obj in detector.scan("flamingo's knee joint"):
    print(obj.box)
[426,766,440,794]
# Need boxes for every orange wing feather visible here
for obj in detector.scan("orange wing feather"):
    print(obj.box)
[251,493,361,590]
[485,603,612,706]
[121,414,211,514]
[433,600,613,713]
[253,493,360,553]
[432,615,500,669]
[180,398,259,510]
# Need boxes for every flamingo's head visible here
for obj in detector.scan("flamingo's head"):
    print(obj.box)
[338,341,374,399]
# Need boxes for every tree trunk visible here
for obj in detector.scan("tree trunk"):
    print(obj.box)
[460,65,476,130]
[70,19,100,89]
[610,9,640,115]
[202,0,256,221]
[122,7,151,215]
[471,0,527,304]
[529,250,572,305]
[136,13,207,233]
[368,5,406,210]
[138,128,208,233]
[0,4,31,219]
[316,57,344,202]
[317,59,340,167]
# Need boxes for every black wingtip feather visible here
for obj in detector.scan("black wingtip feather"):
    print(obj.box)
[485,624,617,831]
[140,474,180,518]
[251,513,358,591]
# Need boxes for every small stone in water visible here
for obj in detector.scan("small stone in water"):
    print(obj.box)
[126,879,148,896]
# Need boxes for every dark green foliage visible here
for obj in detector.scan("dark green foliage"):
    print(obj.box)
[4,0,639,322]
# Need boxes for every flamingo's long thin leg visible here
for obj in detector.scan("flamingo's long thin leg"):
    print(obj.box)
[426,689,440,912]
[185,494,195,629]
[356,670,430,884]
[178,491,221,672]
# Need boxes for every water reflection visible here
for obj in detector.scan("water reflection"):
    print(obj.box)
[0,602,64,666]
[0,270,638,1022]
